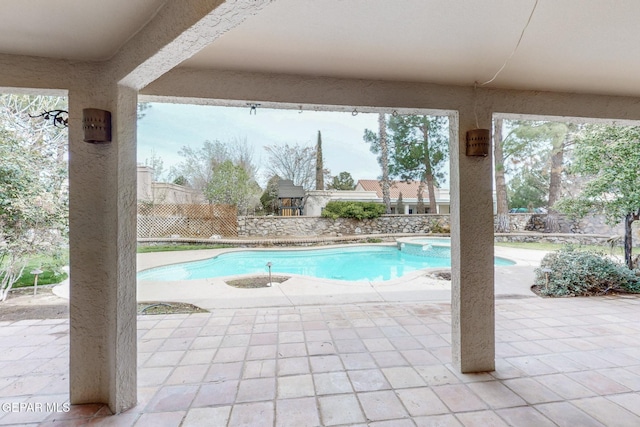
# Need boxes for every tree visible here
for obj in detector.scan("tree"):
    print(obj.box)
[144,149,165,181]
[500,120,575,225]
[171,138,258,197]
[171,140,229,193]
[366,114,448,214]
[137,102,151,120]
[363,113,392,213]
[387,115,449,214]
[545,123,574,232]
[0,95,68,301]
[172,175,188,186]
[508,171,548,211]
[228,137,259,181]
[315,131,324,190]
[328,172,356,190]
[264,143,318,190]
[260,175,280,215]
[396,192,405,214]
[494,118,510,232]
[205,160,261,214]
[555,124,640,269]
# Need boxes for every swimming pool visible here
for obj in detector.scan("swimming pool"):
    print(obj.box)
[138,245,515,282]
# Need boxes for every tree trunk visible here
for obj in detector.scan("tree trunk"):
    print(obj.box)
[420,122,438,213]
[379,113,391,213]
[416,181,425,214]
[494,118,510,232]
[625,213,634,269]
[545,129,567,233]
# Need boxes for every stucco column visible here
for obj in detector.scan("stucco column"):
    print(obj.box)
[449,108,495,372]
[68,84,138,412]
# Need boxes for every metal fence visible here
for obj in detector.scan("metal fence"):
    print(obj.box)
[137,204,238,238]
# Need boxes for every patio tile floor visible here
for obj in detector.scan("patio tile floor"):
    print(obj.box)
[1,295,639,426]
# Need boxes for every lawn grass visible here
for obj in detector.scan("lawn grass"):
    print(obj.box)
[11,253,69,288]
[8,245,228,289]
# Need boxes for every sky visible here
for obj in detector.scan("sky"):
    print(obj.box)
[137,102,382,186]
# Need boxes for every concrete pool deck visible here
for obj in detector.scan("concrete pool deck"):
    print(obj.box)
[133,245,548,310]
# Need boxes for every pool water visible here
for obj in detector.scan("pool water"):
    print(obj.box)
[138,245,515,282]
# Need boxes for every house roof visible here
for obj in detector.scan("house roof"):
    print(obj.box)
[277,179,305,199]
[357,180,430,200]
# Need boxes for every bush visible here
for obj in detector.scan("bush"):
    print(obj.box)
[321,201,386,220]
[534,246,640,297]
[429,219,450,234]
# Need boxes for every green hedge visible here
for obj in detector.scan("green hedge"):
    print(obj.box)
[534,246,640,297]
[321,201,386,220]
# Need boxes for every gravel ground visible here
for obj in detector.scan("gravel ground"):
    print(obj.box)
[0,286,68,321]
[0,286,209,321]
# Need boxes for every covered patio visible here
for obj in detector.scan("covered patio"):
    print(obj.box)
[2,0,640,421]
[1,295,640,425]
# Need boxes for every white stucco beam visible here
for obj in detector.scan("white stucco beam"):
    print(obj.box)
[141,68,460,115]
[0,53,95,92]
[143,68,640,123]
[111,0,272,90]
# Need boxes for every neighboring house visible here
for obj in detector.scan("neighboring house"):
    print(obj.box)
[304,179,451,216]
[137,165,205,204]
[355,180,451,214]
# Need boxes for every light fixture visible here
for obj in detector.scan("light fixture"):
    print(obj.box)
[82,108,112,143]
[466,129,490,157]
[247,103,260,115]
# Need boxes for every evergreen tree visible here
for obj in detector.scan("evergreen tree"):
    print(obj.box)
[363,113,391,213]
[315,130,324,190]
[328,172,356,190]
[387,115,448,214]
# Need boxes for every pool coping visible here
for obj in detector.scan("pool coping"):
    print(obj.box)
[129,243,547,310]
[54,243,547,308]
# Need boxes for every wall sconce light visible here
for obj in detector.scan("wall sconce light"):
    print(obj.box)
[466,129,490,157]
[83,108,112,143]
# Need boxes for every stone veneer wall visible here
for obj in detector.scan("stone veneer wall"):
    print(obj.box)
[238,214,451,237]
[238,213,637,240]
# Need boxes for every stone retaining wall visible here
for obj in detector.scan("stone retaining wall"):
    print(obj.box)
[238,213,638,242]
[238,214,451,237]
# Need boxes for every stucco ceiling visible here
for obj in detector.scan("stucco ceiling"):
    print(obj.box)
[180,0,640,97]
[0,0,168,61]
[2,0,640,97]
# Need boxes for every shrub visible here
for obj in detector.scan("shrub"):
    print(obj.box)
[429,219,450,234]
[321,201,386,220]
[534,246,640,297]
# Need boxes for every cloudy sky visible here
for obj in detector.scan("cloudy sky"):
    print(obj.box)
[137,102,382,186]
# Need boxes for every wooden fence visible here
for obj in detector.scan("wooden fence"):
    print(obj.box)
[137,204,238,238]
